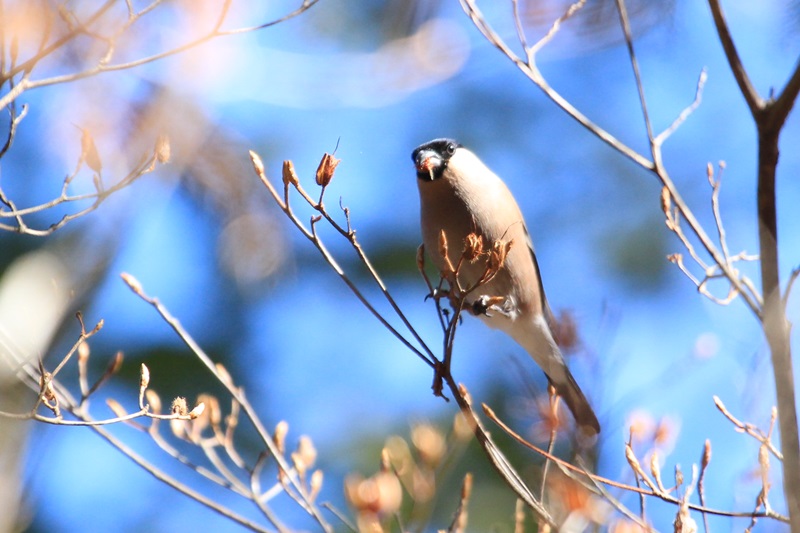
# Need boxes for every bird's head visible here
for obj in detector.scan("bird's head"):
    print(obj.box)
[412,138,461,182]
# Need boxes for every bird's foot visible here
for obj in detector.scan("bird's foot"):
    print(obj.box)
[470,295,508,317]
[424,287,449,302]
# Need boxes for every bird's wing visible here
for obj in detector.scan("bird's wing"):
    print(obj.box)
[523,224,558,334]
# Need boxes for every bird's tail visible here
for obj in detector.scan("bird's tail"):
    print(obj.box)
[549,368,600,435]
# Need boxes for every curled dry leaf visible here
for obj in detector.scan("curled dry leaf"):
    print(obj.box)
[283,160,299,187]
[463,232,484,262]
[315,153,340,187]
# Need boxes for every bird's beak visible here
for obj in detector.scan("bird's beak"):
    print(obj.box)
[414,149,441,181]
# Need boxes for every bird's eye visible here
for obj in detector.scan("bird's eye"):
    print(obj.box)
[445,142,456,155]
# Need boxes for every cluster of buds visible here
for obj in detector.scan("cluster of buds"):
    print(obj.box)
[345,415,472,530]
[433,230,514,310]
[273,421,324,503]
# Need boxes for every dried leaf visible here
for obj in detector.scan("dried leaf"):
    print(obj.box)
[315,153,340,187]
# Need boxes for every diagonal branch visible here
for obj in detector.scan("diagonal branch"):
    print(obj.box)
[707,0,763,114]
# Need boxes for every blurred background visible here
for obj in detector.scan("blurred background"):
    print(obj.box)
[1,0,800,530]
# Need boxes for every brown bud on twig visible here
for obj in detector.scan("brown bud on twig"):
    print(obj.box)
[215,363,233,387]
[282,160,299,187]
[463,233,484,262]
[416,244,425,272]
[674,465,684,489]
[489,239,513,273]
[293,435,317,474]
[78,341,90,363]
[660,186,672,217]
[625,443,649,486]
[274,420,289,455]
[139,363,150,390]
[651,451,666,493]
[249,150,265,177]
[315,153,340,187]
[309,470,324,502]
[79,127,103,173]
[411,423,446,467]
[188,402,205,419]
[120,272,143,296]
[701,439,711,470]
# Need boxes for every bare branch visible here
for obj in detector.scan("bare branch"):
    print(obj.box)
[706,0,763,115]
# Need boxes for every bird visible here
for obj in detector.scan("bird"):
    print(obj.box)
[412,138,600,434]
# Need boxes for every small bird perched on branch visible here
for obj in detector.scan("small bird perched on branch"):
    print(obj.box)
[412,138,600,435]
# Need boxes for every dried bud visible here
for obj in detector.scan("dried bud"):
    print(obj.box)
[416,244,425,272]
[215,363,233,387]
[274,420,289,454]
[249,150,265,176]
[309,470,324,502]
[344,471,402,516]
[78,341,90,363]
[411,423,446,467]
[315,153,340,187]
[701,439,711,469]
[189,402,206,419]
[463,233,484,262]
[706,162,714,186]
[171,396,189,416]
[120,272,143,295]
[282,160,299,187]
[207,395,222,426]
[660,186,671,216]
[155,134,171,163]
[674,465,684,488]
[293,435,317,473]
[458,383,472,405]
[139,363,150,390]
[489,239,513,273]
[667,253,682,265]
[625,443,646,481]
[651,451,665,492]
[79,127,103,173]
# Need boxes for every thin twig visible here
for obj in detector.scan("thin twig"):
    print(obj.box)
[483,403,788,522]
